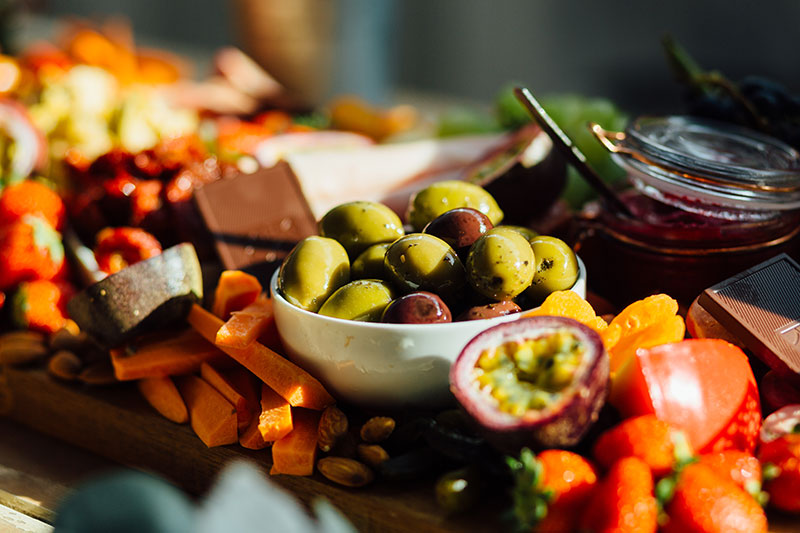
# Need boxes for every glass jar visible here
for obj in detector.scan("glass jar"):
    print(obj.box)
[575,116,800,307]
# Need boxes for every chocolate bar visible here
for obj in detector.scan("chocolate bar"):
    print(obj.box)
[697,253,800,381]
[193,162,317,279]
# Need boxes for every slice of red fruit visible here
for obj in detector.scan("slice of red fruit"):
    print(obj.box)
[614,338,761,453]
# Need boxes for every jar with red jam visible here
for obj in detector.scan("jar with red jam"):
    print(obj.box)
[575,116,800,307]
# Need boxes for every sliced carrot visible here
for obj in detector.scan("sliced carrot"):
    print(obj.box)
[200,362,250,430]
[188,304,335,410]
[110,328,228,381]
[239,412,270,450]
[211,270,262,320]
[177,375,237,448]
[137,376,188,424]
[258,383,293,442]
[270,408,321,476]
[215,295,280,350]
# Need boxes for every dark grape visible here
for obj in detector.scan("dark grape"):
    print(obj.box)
[739,75,795,119]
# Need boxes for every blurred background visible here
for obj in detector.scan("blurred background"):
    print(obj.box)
[6,0,800,114]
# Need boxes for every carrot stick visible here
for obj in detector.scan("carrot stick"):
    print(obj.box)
[215,296,280,350]
[239,413,270,450]
[137,376,188,424]
[187,304,334,410]
[200,362,250,430]
[258,383,293,442]
[110,328,229,381]
[212,270,262,320]
[177,375,237,448]
[231,366,268,449]
[270,408,320,476]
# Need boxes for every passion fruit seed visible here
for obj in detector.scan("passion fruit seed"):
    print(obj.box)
[473,328,584,417]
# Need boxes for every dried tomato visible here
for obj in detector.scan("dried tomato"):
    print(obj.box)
[93,227,162,275]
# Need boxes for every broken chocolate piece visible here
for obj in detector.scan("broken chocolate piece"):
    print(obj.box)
[697,253,800,383]
[193,162,317,279]
[67,243,203,347]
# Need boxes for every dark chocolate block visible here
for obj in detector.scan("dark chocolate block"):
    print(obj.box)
[193,162,317,279]
[697,253,800,381]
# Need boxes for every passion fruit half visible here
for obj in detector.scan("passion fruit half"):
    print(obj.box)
[449,316,608,452]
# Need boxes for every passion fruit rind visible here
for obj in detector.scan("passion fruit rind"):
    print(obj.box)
[449,316,609,452]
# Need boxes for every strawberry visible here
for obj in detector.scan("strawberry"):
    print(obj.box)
[592,414,688,478]
[11,279,76,333]
[507,448,598,532]
[758,425,800,513]
[0,179,66,231]
[698,450,762,497]
[536,449,598,532]
[661,462,768,533]
[0,215,65,290]
[579,456,658,533]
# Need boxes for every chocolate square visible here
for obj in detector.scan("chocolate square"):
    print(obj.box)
[698,253,800,379]
[193,162,317,279]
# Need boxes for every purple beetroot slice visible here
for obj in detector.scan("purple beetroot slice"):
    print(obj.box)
[449,315,609,452]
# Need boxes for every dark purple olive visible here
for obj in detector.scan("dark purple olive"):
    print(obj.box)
[457,300,522,321]
[449,316,609,452]
[422,207,493,259]
[381,291,452,324]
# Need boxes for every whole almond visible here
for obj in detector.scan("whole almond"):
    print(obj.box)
[318,406,349,452]
[360,416,395,443]
[357,444,390,468]
[0,333,49,365]
[49,327,89,352]
[48,350,83,381]
[317,457,374,487]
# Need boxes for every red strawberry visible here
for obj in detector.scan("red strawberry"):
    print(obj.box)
[11,279,76,333]
[593,414,685,478]
[93,227,162,275]
[661,462,768,533]
[580,456,658,533]
[698,450,762,495]
[0,215,65,290]
[0,179,66,231]
[758,406,800,513]
[760,433,800,513]
[508,448,598,532]
[535,449,598,532]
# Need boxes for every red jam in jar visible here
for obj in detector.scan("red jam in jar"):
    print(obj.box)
[577,116,800,307]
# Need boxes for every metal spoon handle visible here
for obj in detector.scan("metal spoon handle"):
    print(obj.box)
[514,87,633,217]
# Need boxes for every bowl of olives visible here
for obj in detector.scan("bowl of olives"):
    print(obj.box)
[270,183,587,408]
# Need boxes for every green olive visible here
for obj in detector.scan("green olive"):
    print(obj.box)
[351,242,392,280]
[435,467,481,515]
[466,227,535,300]
[525,235,579,302]
[407,180,504,232]
[384,233,466,302]
[319,201,404,259]
[318,279,395,321]
[278,236,350,312]
[496,225,538,241]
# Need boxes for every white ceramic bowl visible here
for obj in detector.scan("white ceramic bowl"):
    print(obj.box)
[270,257,586,408]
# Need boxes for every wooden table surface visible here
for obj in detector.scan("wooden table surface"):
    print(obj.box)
[1,343,800,533]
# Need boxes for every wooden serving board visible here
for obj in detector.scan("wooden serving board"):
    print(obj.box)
[0,366,499,532]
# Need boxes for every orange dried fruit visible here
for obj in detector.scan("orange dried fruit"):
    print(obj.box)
[525,290,609,336]
[609,314,686,375]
